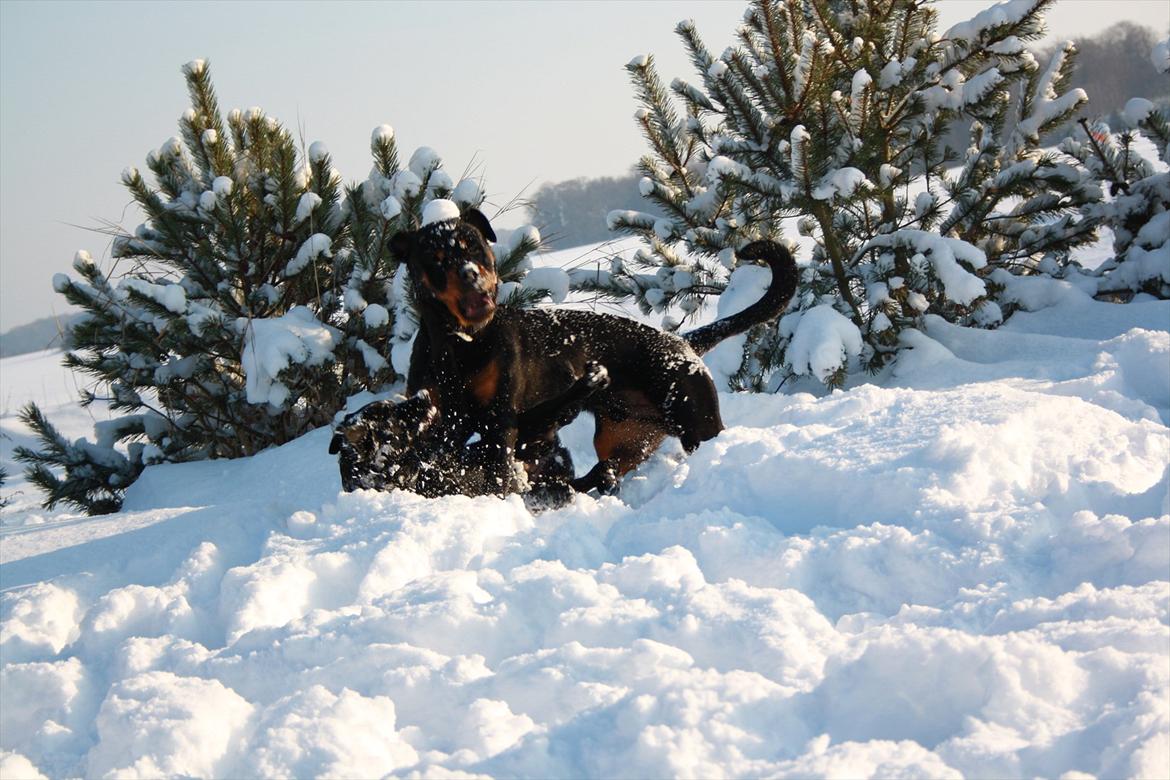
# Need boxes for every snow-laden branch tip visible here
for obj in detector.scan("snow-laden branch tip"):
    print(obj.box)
[241,306,339,408]
[862,231,987,305]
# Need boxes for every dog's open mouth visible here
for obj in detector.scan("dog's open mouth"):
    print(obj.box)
[460,292,496,323]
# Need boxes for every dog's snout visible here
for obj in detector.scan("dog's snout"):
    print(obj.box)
[459,264,480,284]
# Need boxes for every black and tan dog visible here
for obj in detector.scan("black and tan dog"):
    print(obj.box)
[330,362,610,501]
[391,205,798,495]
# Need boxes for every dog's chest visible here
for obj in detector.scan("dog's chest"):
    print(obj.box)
[467,360,500,406]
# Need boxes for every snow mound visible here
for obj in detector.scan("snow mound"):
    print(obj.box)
[1,272,1168,778]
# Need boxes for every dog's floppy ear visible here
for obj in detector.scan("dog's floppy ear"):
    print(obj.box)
[390,229,417,262]
[328,433,343,455]
[461,208,497,243]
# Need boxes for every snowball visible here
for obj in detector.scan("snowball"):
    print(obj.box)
[199,191,217,211]
[784,304,863,382]
[371,124,395,145]
[73,250,95,271]
[628,54,649,68]
[201,129,218,146]
[295,192,323,224]
[307,141,329,163]
[363,303,390,328]
[422,199,461,227]
[52,273,70,292]
[639,177,656,196]
[708,60,729,79]
[212,176,233,196]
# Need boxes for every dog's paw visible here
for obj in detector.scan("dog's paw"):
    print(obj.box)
[524,481,574,512]
[583,361,611,390]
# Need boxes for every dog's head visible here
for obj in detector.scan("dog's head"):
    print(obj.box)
[391,206,499,336]
[329,392,439,492]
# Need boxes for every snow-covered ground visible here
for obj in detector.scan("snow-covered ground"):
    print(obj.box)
[1,242,1168,778]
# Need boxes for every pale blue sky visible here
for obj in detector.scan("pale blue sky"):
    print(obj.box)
[1,0,1166,332]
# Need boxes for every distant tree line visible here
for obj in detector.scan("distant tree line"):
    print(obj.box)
[0,314,78,359]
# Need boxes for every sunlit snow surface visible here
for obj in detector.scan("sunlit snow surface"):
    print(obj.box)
[1,244,1168,778]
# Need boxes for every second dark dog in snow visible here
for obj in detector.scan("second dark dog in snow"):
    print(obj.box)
[330,362,610,501]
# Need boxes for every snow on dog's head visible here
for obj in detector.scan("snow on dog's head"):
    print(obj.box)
[390,206,500,335]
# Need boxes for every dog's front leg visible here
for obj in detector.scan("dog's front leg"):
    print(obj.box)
[465,415,522,495]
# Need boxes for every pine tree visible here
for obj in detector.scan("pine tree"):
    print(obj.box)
[600,0,1101,390]
[15,60,547,515]
[1056,41,1170,299]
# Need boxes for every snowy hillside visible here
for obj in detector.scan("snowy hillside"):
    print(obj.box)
[1,251,1168,778]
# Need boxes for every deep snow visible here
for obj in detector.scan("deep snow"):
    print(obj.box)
[1,243,1168,778]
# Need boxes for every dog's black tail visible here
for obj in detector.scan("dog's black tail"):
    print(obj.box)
[683,240,798,356]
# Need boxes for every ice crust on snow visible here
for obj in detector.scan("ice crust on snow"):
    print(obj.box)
[2,239,1170,779]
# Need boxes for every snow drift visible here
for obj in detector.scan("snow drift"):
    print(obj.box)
[2,259,1168,778]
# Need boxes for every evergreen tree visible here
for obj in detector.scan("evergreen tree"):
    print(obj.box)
[600,0,1101,389]
[1056,41,1169,299]
[15,60,546,515]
